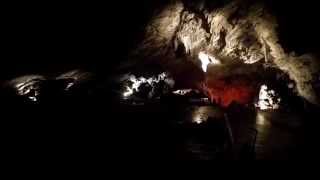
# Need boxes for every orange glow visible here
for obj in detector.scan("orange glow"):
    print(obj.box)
[200,77,256,107]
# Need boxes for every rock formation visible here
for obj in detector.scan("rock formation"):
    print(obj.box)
[130,0,320,105]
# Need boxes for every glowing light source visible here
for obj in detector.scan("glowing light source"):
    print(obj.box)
[198,51,221,72]
[255,85,281,110]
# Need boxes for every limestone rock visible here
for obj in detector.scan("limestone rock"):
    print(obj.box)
[130,0,320,105]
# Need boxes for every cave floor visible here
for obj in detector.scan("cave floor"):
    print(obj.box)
[4,96,316,161]
[227,108,307,160]
[110,98,313,160]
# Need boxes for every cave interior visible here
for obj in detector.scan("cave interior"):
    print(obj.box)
[2,0,320,160]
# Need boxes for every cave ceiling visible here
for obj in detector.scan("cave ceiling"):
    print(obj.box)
[126,0,320,105]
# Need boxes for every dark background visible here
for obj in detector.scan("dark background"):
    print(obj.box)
[2,1,169,79]
[2,0,319,79]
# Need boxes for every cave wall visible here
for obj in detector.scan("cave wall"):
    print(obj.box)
[129,0,320,105]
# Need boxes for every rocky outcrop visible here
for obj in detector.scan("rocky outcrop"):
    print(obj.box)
[131,0,320,105]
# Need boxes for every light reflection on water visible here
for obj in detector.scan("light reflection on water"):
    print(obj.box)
[254,110,303,159]
[180,106,227,160]
[190,106,224,124]
[255,111,272,159]
[256,112,270,126]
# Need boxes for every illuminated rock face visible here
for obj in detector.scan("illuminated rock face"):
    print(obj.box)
[132,0,320,106]
[122,72,175,99]
[255,85,281,110]
[6,70,93,103]
[9,75,46,102]
[201,76,256,107]
[198,51,221,72]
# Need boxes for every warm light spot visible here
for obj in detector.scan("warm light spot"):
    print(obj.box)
[198,51,221,72]
[193,112,206,124]
[201,78,256,107]
[192,107,210,124]
[194,115,205,124]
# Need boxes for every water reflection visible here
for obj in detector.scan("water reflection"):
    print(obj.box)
[190,106,224,124]
[254,110,303,159]
[256,111,271,126]
[178,106,229,160]
[255,111,272,159]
